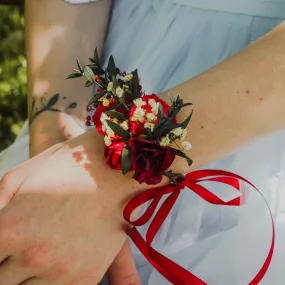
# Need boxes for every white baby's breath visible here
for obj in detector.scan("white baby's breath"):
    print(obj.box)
[160,135,171,147]
[180,141,192,151]
[104,136,112,146]
[116,87,124,98]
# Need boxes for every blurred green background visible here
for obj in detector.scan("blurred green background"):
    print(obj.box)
[0,5,27,152]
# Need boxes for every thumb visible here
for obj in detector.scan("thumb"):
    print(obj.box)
[107,240,142,285]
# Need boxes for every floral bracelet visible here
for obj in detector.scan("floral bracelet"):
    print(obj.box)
[67,48,193,185]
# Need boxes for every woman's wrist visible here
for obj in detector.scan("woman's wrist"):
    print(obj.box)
[29,111,86,156]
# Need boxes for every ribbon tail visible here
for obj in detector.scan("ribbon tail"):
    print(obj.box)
[128,227,207,285]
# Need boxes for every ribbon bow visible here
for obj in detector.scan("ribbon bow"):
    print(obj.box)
[123,169,275,285]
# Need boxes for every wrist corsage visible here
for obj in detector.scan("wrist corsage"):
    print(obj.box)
[68,48,193,185]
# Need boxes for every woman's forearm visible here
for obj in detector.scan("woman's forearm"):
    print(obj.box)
[25,0,111,156]
[165,22,285,173]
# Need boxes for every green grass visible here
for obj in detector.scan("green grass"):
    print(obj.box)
[0,5,27,151]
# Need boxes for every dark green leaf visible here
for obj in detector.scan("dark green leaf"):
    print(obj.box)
[72,69,80,73]
[112,75,118,90]
[68,102,77,109]
[94,47,100,65]
[76,58,83,73]
[91,90,107,102]
[105,103,122,111]
[180,110,193,129]
[104,110,128,121]
[106,120,131,139]
[131,69,139,86]
[121,146,132,175]
[107,55,116,80]
[83,65,95,83]
[132,87,141,100]
[171,148,193,166]
[89,58,96,63]
[47,94,59,107]
[85,80,93,87]
[66,72,82,79]
[87,65,105,75]
[168,92,174,104]
[181,103,193,108]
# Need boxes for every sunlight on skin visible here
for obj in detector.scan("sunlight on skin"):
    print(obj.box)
[30,26,65,72]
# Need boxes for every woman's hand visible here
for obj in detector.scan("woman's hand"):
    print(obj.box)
[0,129,142,285]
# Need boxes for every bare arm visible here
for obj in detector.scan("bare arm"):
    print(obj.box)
[25,0,111,156]
[167,22,285,173]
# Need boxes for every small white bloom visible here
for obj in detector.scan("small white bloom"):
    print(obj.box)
[107,82,113,92]
[120,120,129,130]
[131,107,146,123]
[144,122,155,131]
[146,113,156,122]
[181,128,187,140]
[151,103,159,115]
[104,136,112,146]
[123,84,129,91]
[100,113,109,123]
[133,98,146,107]
[148,99,156,107]
[171,127,183,137]
[102,98,110,107]
[180,141,192,151]
[123,74,133,82]
[106,126,115,137]
[116,87,124,98]
[160,135,170,147]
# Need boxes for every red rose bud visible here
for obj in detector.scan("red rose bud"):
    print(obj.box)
[97,87,103,92]
[104,141,126,170]
[86,105,92,112]
[85,120,91,126]
[128,137,175,185]
[138,85,142,91]
[116,68,120,74]
[95,75,100,83]
[86,115,91,121]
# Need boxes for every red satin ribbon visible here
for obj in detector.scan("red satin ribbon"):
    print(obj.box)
[123,169,275,285]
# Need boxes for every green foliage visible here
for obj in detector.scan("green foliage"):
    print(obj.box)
[0,5,27,151]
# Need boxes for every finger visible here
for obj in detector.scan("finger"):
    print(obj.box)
[107,241,142,285]
[0,171,24,209]
[0,257,34,285]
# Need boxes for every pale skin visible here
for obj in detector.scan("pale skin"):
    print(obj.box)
[26,0,140,284]
[1,6,285,285]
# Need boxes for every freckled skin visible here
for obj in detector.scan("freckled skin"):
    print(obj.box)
[259,97,264,102]
[245,89,251,94]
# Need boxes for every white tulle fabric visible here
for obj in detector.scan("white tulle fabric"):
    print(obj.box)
[1,0,285,284]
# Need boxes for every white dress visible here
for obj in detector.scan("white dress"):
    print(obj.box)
[1,0,285,284]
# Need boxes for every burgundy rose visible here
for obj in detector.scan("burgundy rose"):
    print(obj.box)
[129,137,175,185]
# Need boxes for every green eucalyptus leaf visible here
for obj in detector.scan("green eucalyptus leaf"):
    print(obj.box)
[168,92,175,104]
[132,87,141,100]
[180,110,193,129]
[105,103,122,111]
[85,80,93,87]
[84,65,95,83]
[87,65,105,75]
[76,58,83,73]
[171,148,193,166]
[121,146,132,175]
[112,75,118,90]
[106,120,131,139]
[104,110,128,121]
[66,72,82,79]
[131,69,139,86]
[107,55,116,80]
[92,90,107,102]
[94,47,100,65]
